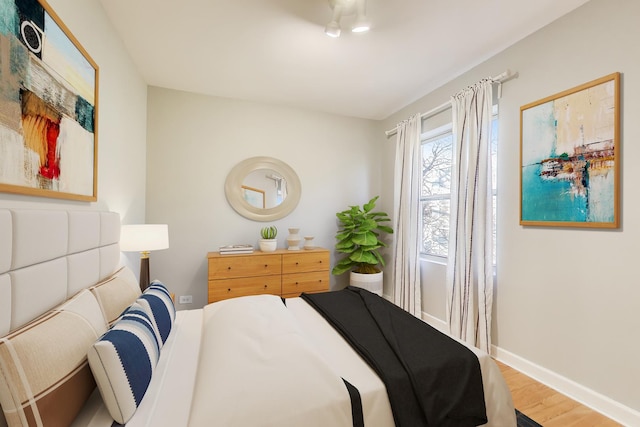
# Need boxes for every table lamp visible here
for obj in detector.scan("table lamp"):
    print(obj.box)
[120,224,169,291]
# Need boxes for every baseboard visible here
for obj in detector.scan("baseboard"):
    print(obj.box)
[493,346,640,426]
[418,310,640,426]
[421,311,448,333]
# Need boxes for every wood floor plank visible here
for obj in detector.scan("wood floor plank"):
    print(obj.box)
[495,360,621,426]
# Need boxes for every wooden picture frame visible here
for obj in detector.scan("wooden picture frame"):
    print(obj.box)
[520,72,620,228]
[0,0,99,201]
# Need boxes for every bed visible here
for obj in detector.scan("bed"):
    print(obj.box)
[0,209,516,427]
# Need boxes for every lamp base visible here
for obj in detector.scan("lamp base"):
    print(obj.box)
[139,256,150,292]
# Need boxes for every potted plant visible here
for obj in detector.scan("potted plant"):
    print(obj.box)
[332,196,393,295]
[259,225,278,252]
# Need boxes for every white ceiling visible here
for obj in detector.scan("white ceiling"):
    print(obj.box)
[99,0,590,120]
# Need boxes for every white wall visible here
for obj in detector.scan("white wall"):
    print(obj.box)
[379,0,640,422]
[0,0,147,228]
[145,87,379,309]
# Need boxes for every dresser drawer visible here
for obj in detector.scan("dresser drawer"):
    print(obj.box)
[282,251,329,274]
[208,275,282,302]
[281,271,329,297]
[208,254,282,279]
[207,249,330,302]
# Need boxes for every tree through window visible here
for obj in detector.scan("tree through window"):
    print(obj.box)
[420,116,498,259]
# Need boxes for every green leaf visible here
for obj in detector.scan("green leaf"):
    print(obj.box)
[350,249,378,264]
[377,225,394,234]
[351,231,377,246]
[332,257,355,275]
[336,240,356,252]
[363,196,379,213]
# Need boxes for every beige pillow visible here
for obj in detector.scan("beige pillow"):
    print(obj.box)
[89,266,141,325]
[0,290,106,427]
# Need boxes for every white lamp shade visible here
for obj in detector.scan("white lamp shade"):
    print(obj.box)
[120,224,169,252]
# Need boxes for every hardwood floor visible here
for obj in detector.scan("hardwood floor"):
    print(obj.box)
[496,361,621,426]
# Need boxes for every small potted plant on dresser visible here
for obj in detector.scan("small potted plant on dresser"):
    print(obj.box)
[331,196,393,296]
[259,225,278,252]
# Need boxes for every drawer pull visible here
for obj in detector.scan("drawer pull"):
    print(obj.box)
[264,284,267,289]
[227,288,231,292]
[227,266,232,270]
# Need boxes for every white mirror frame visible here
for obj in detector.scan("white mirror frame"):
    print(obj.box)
[225,156,301,221]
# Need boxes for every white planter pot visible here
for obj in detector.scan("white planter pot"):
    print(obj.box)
[258,239,277,252]
[349,271,383,296]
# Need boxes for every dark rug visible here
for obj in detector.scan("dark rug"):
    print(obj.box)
[516,409,542,427]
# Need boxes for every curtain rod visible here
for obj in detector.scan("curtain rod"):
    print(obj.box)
[385,69,517,137]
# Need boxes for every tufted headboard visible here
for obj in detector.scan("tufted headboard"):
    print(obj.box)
[0,209,121,337]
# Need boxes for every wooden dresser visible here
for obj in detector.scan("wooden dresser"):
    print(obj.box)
[207,248,330,303]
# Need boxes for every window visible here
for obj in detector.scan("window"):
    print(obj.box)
[420,125,453,258]
[420,115,498,259]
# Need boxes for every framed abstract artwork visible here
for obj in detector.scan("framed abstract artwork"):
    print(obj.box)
[520,73,620,228]
[0,0,99,201]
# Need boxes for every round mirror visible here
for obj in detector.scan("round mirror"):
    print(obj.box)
[225,157,301,221]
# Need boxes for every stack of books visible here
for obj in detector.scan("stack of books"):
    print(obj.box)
[219,244,254,254]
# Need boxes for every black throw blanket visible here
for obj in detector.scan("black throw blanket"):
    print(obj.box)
[301,287,487,427]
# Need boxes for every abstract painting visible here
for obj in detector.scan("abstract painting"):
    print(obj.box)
[520,73,619,228]
[0,0,98,201]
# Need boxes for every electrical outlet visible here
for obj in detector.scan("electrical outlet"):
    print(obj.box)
[179,295,193,304]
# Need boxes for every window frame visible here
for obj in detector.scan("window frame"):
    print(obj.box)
[419,109,498,263]
[419,123,453,262]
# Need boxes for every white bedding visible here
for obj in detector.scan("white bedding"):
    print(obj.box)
[286,297,395,427]
[73,295,515,427]
[188,295,356,427]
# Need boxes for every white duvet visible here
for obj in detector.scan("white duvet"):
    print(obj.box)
[188,295,356,427]
[74,294,515,427]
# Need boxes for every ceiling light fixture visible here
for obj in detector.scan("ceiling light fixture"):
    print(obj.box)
[325,0,370,38]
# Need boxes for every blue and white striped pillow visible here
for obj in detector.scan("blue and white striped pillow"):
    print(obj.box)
[139,280,176,345]
[87,307,160,424]
[128,300,163,346]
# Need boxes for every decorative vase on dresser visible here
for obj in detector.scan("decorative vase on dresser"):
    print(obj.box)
[286,227,301,250]
[207,248,330,303]
[303,236,315,250]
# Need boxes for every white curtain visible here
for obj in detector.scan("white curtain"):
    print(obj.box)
[446,79,494,353]
[392,114,422,317]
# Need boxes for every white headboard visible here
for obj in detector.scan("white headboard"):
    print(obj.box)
[0,209,121,337]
